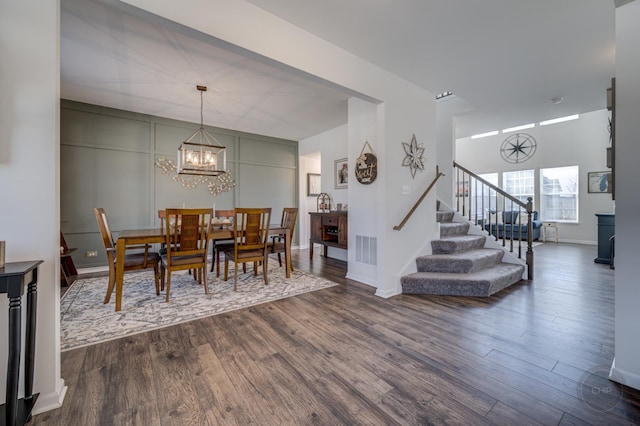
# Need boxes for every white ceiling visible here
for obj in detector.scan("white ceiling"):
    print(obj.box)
[61,0,616,141]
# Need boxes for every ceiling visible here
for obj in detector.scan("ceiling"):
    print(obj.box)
[61,0,616,141]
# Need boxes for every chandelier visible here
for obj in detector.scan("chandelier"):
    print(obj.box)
[155,85,236,195]
[177,85,226,176]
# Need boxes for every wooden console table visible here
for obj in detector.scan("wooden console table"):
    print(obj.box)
[0,260,43,426]
[309,212,348,258]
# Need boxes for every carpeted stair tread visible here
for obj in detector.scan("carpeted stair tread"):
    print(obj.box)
[439,222,470,237]
[431,235,486,254]
[401,263,525,297]
[416,248,504,273]
[436,211,454,223]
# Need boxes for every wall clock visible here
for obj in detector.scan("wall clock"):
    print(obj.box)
[500,133,537,163]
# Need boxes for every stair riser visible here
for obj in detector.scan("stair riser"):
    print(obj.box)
[439,222,469,237]
[401,265,524,297]
[416,251,504,273]
[432,237,485,254]
[436,211,454,223]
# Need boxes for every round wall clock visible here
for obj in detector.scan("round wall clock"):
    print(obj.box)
[500,133,537,163]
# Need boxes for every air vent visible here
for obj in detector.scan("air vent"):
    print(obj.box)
[355,235,377,266]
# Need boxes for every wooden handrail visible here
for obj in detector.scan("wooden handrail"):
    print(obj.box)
[393,166,445,231]
[453,161,531,212]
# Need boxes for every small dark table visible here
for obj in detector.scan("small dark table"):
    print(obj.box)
[0,260,43,426]
[594,213,615,264]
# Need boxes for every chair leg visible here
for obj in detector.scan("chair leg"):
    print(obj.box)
[160,264,165,291]
[234,260,238,291]
[153,264,160,296]
[224,257,229,281]
[216,250,222,278]
[104,271,116,304]
[165,272,171,303]
[277,253,282,267]
[210,246,215,272]
[253,261,258,276]
[202,266,209,295]
[262,256,269,285]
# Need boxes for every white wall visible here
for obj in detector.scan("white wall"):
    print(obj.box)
[299,125,348,261]
[456,109,615,244]
[0,0,66,413]
[612,0,640,392]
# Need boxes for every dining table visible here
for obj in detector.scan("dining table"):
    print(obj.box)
[114,223,292,311]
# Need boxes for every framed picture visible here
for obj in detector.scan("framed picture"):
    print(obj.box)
[335,158,348,189]
[588,171,612,193]
[307,173,321,196]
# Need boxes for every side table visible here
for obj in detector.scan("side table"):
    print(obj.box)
[542,221,559,243]
[0,260,43,426]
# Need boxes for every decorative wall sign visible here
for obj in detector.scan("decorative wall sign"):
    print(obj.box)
[500,133,537,163]
[335,158,348,189]
[355,141,378,184]
[401,134,425,179]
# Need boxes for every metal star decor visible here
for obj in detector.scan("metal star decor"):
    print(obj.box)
[401,134,426,178]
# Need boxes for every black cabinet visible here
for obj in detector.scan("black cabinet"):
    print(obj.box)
[595,213,615,264]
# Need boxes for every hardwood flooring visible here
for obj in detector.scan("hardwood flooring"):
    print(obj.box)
[35,243,640,425]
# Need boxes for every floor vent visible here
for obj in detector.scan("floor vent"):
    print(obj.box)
[355,235,377,266]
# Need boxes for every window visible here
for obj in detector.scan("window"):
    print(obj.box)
[478,172,499,214]
[540,166,579,222]
[503,169,535,207]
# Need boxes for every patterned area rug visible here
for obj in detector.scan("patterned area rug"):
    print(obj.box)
[61,261,338,351]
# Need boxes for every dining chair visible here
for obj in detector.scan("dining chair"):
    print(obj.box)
[268,207,298,271]
[209,209,236,275]
[161,208,212,302]
[223,207,271,290]
[93,207,161,304]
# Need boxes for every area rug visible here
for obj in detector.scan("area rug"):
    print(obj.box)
[60,262,338,351]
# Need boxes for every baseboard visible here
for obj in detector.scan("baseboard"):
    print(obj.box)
[557,239,596,245]
[374,286,397,298]
[32,380,67,416]
[345,271,377,288]
[609,358,640,391]
[78,265,108,274]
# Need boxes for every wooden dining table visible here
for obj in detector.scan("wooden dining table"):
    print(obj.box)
[114,224,291,311]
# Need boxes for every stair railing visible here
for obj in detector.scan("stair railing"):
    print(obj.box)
[393,166,445,231]
[453,161,534,280]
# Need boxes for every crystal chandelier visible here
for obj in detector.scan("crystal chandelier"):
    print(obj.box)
[177,85,226,176]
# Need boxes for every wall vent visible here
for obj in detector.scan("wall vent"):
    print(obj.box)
[355,235,377,266]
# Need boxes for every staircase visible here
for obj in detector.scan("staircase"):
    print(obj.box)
[401,210,525,297]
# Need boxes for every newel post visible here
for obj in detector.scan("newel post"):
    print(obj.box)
[526,197,534,280]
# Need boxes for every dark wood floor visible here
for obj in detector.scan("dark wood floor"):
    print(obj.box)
[35,243,640,425]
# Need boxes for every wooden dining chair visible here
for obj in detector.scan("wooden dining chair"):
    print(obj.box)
[93,207,161,304]
[223,207,271,290]
[209,209,236,275]
[268,207,298,271]
[161,208,212,302]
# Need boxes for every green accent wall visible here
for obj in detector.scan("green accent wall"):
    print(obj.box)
[61,100,298,268]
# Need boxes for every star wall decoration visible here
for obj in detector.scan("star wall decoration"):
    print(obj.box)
[401,134,426,178]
